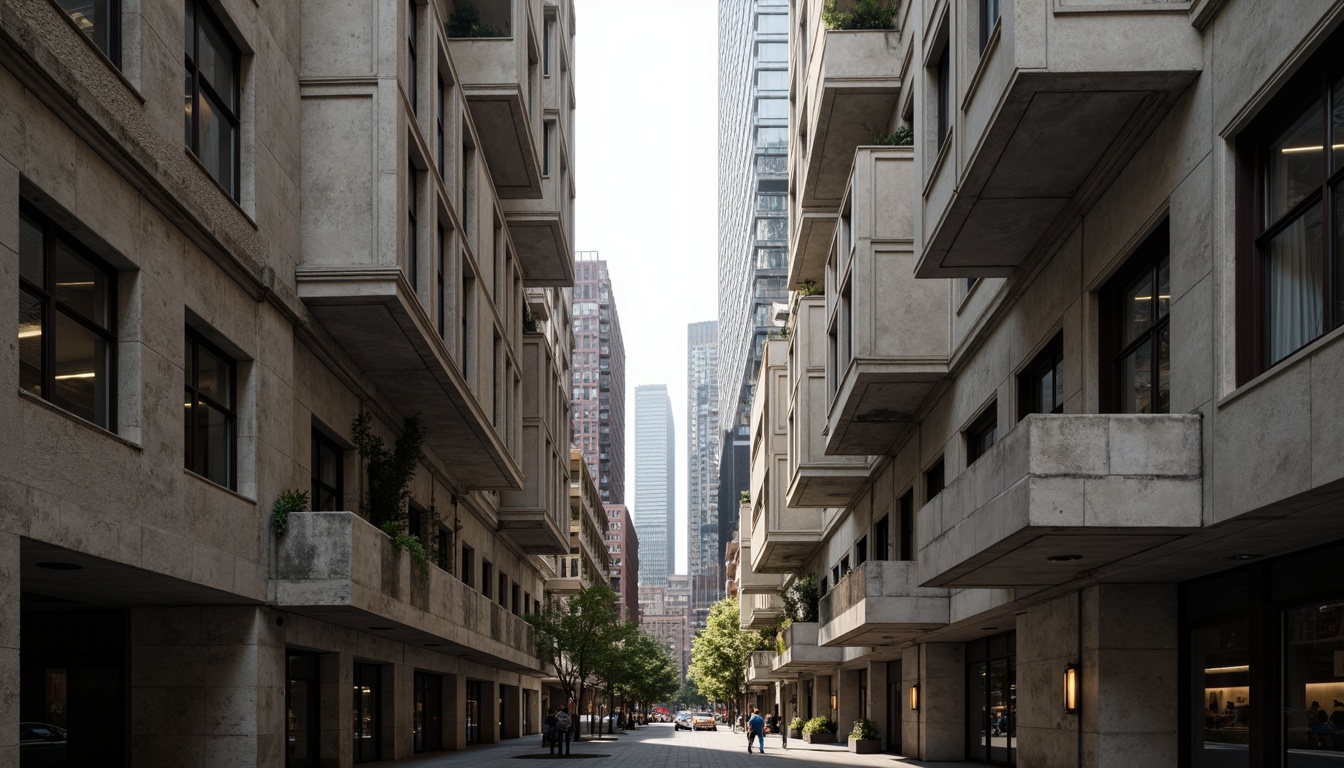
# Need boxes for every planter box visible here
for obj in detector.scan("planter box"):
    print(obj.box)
[803,732,837,743]
[789,729,802,740]
[849,739,880,754]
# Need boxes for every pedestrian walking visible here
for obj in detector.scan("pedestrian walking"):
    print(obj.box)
[544,709,558,754]
[775,711,787,749]
[555,706,573,755]
[748,708,766,754]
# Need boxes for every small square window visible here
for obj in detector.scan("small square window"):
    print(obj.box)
[965,402,998,466]
[925,459,945,502]
[1019,333,1064,420]
[56,0,121,66]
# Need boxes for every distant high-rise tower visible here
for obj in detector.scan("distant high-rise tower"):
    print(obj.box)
[686,321,720,630]
[635,384,675,587]
[717,0,790,578]
[572,253,626,505]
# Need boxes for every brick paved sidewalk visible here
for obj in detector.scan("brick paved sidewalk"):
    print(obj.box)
[365,723,982,768]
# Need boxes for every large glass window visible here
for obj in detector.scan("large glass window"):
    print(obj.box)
[757,69,788,91]
[756,154,787,174]
[1244,63,1344,372]
[56,0,120,65]
[184,328,236,489]
[979,0,1000,53]
[1193,622,1250,767]
[756,13,787,34]
[757,42,787,63]
[18,207,117,430]
[311,428,343,511]
[757,98,788,120]
[407,0,418,112]
[1105,224,1170,414]
[286,653,320,768]
[413,671,443,753]
[935,43,951,150]
[756,247,787,270]
[184,0,241,199]
[966,632,1016,765]
[1284,601,1344,765]
[755,217,787,241]
[756,126,787,148]
[353,663,381,762]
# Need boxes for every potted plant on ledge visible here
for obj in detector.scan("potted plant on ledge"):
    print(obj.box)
[788,717,804,740]
[848,718,880,753]
[802,717,838,744]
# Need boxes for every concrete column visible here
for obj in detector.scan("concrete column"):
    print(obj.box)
[443,673,463,751]
[837,668,862,740]
[0,533,19,767]
[320,651,352,768]
[484,680,500,743]
[1017,591,1083,768]
[866,662,888,748]
[916,642,964,761]
[502,684,522,739]
[814,674,833,724]
[1082,584,1178,768]
[383,662,409,758]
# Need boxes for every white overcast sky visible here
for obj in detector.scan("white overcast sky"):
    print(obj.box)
[573,0,721,576]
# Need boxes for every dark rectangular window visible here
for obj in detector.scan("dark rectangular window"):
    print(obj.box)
[1238,54,1344,378]
[461,545,475,586]
[184,0,240,199]
[1018,333,1064,420]
[855,537,868,566]
[56,0,120,66]
[311,428,343,511]
[436,225,447,339]
[935,44,951,150]
[436,527,449,571]
[543,18,552,76]
[184,328,236,489]
[406,0,418,113]
[873,515,890,561]
[511,582,521,615]
[408,163,418,290]
[498,572,508,607]
[412,671,442,753]
[543,121,553,177]
[898,490,914,561]
[18,206,117,430]
[1103,223,1171,414]
[966,402,998,466]
[925,459,945,503]
[979,0,1000,53]
[482,560,492,598]
[437,76,447,177]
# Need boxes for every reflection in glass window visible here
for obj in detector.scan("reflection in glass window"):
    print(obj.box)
[757,98,787,120]
[757,13,787,34]
[57,0,120,65]
[757,42,787,63]
[1192,622,1249,768]
[755,217,787,241]
[185,328,236,489]
[757,70,788,91]
[184,0,241,199]
[1285,602,1344,766]
[756,126,787,148]
[756,247,787,270]
[756,154,787,174]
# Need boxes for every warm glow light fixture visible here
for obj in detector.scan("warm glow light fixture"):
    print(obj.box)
[1064,663,1079,714]
[909,683,919,712]
[830,692,837,711]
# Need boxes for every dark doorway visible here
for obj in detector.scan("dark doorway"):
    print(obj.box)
[286,653,320,767]
[466,680,484,745]
[886,660,902,754]
[414,671,443,753]
[353,662,381,763]
[966,632,1016,765]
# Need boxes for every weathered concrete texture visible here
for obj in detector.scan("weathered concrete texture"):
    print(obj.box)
[0,533,17,759]
[914,643,964,761]
[818,560,948,646]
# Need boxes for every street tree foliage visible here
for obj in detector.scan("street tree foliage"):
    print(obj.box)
[689,598,758,723]
[602,628,680,726]
[677,674,709,709]
[527,583,631,731]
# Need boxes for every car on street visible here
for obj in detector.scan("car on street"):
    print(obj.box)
[674,711,692,730]
[692,712,717,731]
[19,723,67,768]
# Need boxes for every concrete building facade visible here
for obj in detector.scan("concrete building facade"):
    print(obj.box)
[604,503,639,622]
[2,0,579,765]
[741,1,1344,767]
[717,0,792,587]
[686,320,720,631]
[572,252,625,506]
[634,384,675,587]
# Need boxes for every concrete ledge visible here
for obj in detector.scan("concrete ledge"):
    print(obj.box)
[818,561,949,646]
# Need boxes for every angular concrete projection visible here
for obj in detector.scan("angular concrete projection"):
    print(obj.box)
[276,512,538,671]
[916,0,1201,278]
[771,621,844,674]
[499,334,571,554]
[748,650,787,686]
[917,414,1203,587]
[818,560,949,647]
[787,296,874,507]
[825,147,950,456]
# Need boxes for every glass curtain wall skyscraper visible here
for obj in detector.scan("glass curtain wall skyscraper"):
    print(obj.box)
[717,0,790,576]
[634,384,675,587]
[572,253,626,505]
[686,321,720,629]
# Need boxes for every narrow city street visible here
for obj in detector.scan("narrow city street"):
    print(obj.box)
[364,725,982,768]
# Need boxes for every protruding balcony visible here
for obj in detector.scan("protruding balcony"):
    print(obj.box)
[917,414,1203,588]
[826,147,949,455]
[276,511,538,671]
[446,0,543,200]
[750,339,825,574]
[748,650,785,686]
[916,0,1201,278]
[296,268,520,490]
[737,523,786,630]
[787,296,873,508]
[504,115,574,285]
[498,333,569,554]
[817,560,948,647]
[771,621,843,674]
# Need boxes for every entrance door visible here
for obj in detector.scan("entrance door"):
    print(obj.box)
[886,660,902,754]
[353,663,381,763]
[414,672,443,753]
[286,653,320,767]
[966,632,1016,765]
[466,680,483,745]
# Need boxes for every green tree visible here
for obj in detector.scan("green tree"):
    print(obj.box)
[603,628,680,730]
[526,584,631,738]
[677,674,709,709]
[689,598,758,727]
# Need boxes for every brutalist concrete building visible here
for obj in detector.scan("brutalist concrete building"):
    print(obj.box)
[742,0,1344,766]
[1,0,579,764]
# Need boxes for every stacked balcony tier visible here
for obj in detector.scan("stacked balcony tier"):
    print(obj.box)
[498,334,570,554]
[817,560,949,647]
[917,414,1203,587]
[771,621,843,674]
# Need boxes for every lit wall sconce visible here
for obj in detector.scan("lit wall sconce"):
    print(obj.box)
[1064,663,1079,714]
[830,692,837,711]
[909,683,919,712]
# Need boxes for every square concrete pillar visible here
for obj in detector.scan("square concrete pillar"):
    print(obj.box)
[915,642,965,761]
[484,680,500,743]
[813,674,833,724]
[502,683,522,739]
[524,686,540,735]
[864,662,889,748]
[837,668,862,739]
[1081,584,1178,768]
[1016,592,1082,768]
[443,673,464,751]
[319,651,352,768]
[0,533,18,767]
[383,663,409,759]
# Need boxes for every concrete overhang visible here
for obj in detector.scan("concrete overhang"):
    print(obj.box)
[748,651,787,684]
[296,266,522,490]
[498,335,569,554]
[276,512,542,672]
[825,366,944,456]
[917,414,1204,588]
[788,210,836,289]
[771,621,843,673]
[504,208,573,286]
[817,561,948,647]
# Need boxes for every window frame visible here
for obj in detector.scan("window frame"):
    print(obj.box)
[184,326,237,490]
[965,401,998,466]
[56,0,122,68]
[1018,332,1065,420]
[1100,222,1171,415]
[311,427,344,511]
[925,459,945,504]
[1236,47,1344,382]
[18,204,119,432]
[184,0,242,200]
[979,0,1000,55]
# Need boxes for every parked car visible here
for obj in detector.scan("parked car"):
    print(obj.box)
[692,712,717,731]
[19,723,67,768]
[674,711,693,730]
